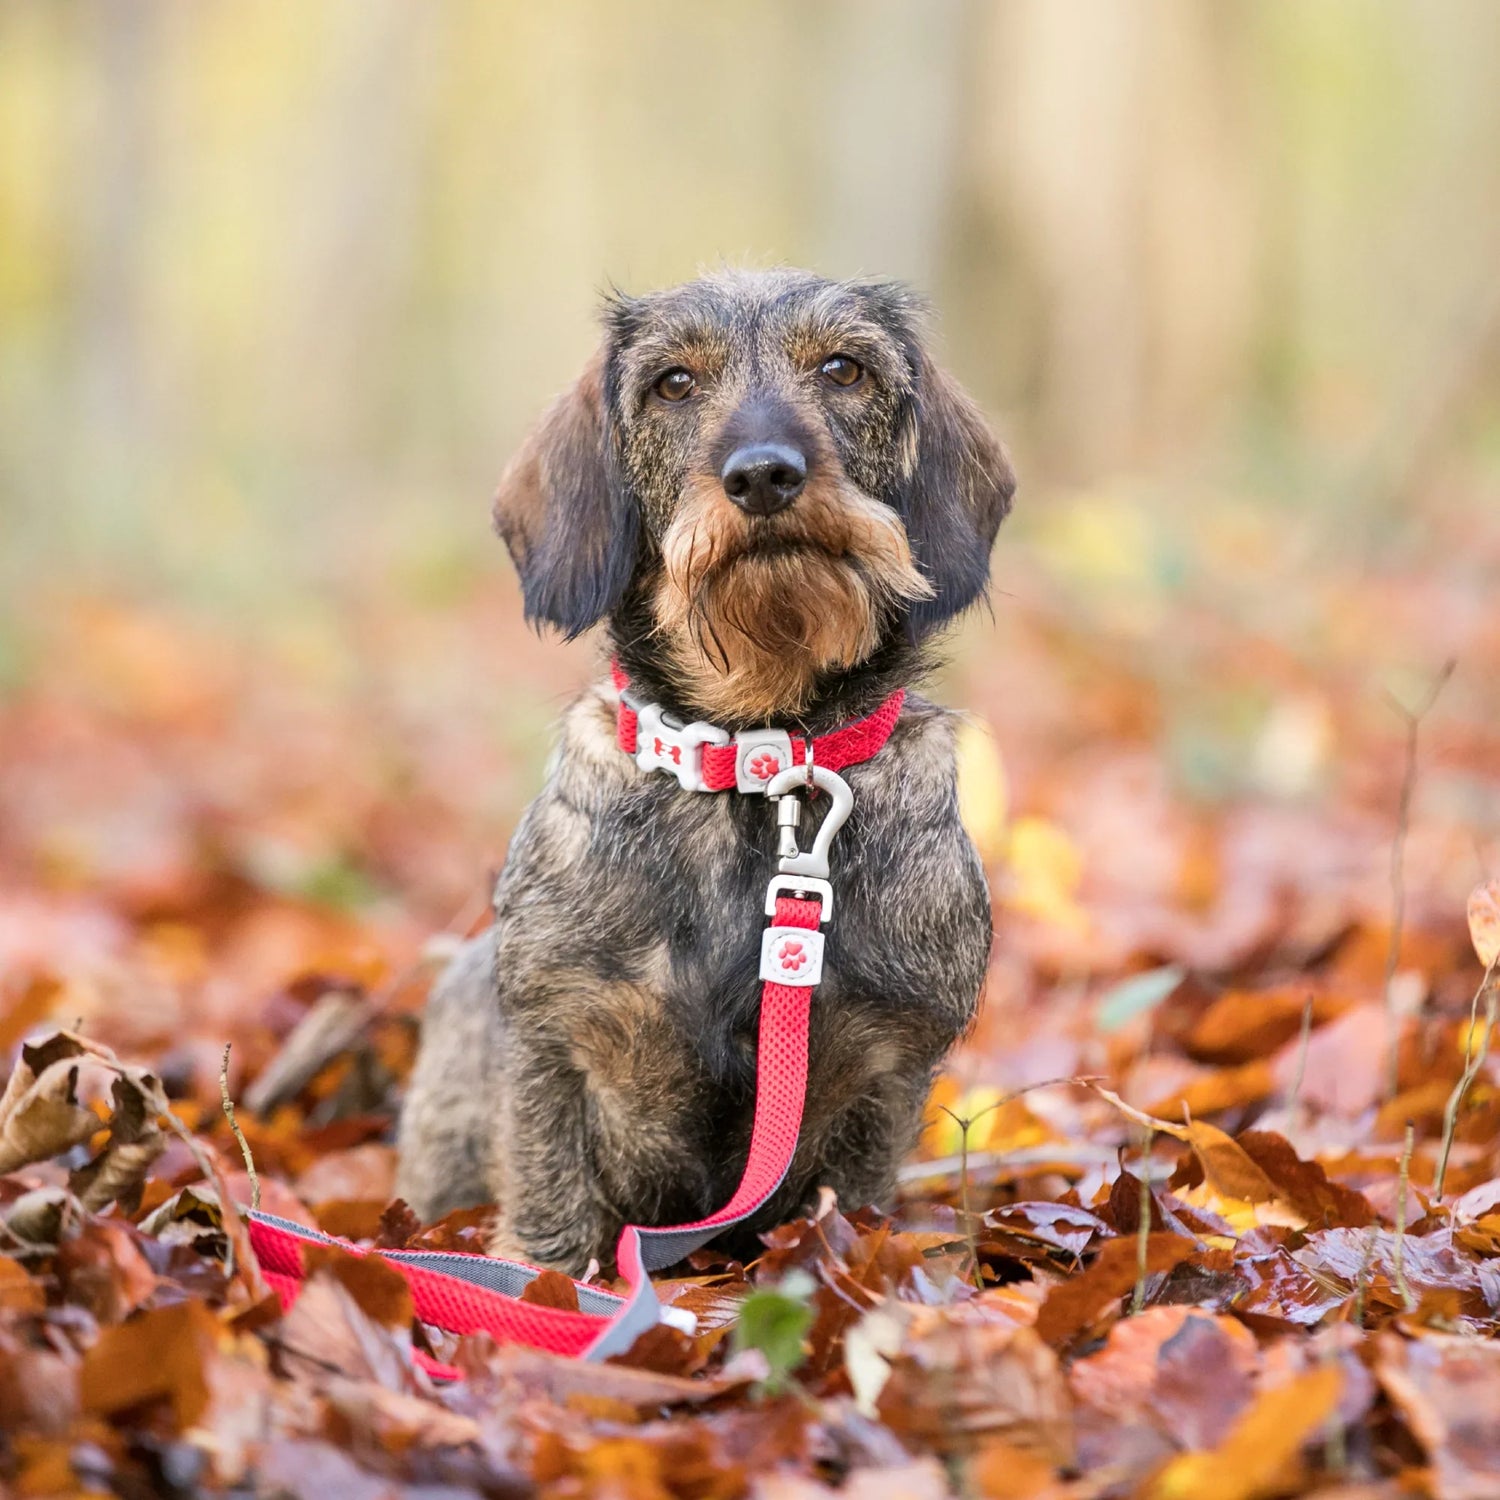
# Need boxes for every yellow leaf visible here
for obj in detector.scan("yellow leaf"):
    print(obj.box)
[1469,880,1500,970]
[1005,816,1090,936]
[1140,1366,1341,1500]
[924,1085,1053,1157]
[955,716,1008,865]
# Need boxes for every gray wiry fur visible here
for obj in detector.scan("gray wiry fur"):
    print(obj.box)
[396,269,1012,1272]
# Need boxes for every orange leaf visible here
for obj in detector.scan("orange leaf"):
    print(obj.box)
[1138,1366,1341,1500]
[80,1300,222,1430]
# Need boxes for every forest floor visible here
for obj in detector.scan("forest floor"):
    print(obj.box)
[1,482,1499,1498]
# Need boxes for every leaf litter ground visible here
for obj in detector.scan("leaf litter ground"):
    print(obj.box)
[1,491,1499,1497]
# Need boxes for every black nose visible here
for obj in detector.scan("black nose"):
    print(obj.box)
[720,443,807,517]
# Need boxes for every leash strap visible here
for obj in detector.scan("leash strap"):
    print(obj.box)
[247,900,824,1376]
[246,673,887,1375]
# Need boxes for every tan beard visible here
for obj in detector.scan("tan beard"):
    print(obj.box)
[652,472,932,722]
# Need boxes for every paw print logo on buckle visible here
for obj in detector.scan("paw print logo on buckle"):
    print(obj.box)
[734,729,795,794]
[759,925,825,986]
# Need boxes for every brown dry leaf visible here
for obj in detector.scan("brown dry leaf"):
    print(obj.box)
[310,1198,387,1240]
[321,1374,482,1452]
[1070,1306,1260,1451]
[70,1073,167,1213]
[1089,1084,1297,1218]
[80,1299,223,1428]
[0,1339,79,1437]
[0,1034,110,1174]
[300,1242,414,1329]
[877,1320,1072,1464]
[1184,986,1347,1065]
[520,1268,583,1311]
[0,1256,45,1314]
[0,1031,170,1223]
[1137,1365,1341,1500]
[1470,881,1500,970]
[278,1264,419,1392]
[56,1217,162,1324]
[1375,1331,1500,1499]
[1234,1131,1376,1228]
[464,1341,751,1410]
[1035,1234,1197,1348]
[966,1439,1063,1499]
[1145,1059,1276,1119]
[294,1141,395,1205]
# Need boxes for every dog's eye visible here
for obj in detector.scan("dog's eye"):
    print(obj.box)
[819,355,863,388]
[654,368,696,403]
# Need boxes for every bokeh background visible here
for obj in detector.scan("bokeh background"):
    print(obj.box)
[2,2,1498,1064]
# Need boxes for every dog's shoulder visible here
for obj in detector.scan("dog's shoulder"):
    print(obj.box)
[845,691,962,812]
[551,678,634,796]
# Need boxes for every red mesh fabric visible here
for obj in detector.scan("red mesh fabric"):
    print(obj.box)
[618,685,903,792]
[668,894,817,1230]
[247,1215,603,1356]
[246,761,835,1364]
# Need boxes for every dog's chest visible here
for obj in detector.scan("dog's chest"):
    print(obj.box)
[507,706,991,1081]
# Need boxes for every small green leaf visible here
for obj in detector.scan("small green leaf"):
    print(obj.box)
[1096,966,1185,1034]
[730,1269,815,1391]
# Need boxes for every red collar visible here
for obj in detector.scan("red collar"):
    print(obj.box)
[610,663,903,794]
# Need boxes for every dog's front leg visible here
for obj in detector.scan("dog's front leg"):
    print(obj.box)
[487,991,713,1274]
[486,1029,622,1273]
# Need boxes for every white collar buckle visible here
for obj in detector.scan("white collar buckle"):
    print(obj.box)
[632,701,729,793]
[624,688,798,796]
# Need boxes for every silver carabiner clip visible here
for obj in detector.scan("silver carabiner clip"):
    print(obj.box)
[763,763,853,921]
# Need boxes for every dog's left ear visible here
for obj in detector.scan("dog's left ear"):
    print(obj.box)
[492,349,639,639]
[899,357,1016,638]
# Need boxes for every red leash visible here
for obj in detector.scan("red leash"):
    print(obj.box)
[248,678,898,1374]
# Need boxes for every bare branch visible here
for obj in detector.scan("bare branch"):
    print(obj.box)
[220,1043,259,1213]
[1383,661,1456,1098]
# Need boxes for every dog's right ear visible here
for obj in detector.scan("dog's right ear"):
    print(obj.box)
[492,349,639,639]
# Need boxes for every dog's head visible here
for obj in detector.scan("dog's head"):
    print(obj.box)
[494,269,1014,721]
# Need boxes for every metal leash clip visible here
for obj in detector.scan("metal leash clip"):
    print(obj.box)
[762,761,852,926]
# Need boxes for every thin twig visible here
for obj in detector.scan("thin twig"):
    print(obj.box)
[1130,1128,1154,1316]
[936,1105,984,1293]
[1392,1123,1416,1312]
[1434,956,1500,1201]
[930,1075,1103,1294]
[1287,993,1314,1128]
[1351,1223,1380,1329]
[158,1093,267,1302]
[1322,1338,1348,1474]
[220,1043,259,1212]
[1383,662,1455,1097]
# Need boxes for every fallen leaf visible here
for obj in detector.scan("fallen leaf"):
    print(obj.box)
[1470,881,1500,970]
[1035,1234,1197,1348]
[1137,1365,1341,1500]
[1375,1332,1500,1500]
[80,1300,223,1428]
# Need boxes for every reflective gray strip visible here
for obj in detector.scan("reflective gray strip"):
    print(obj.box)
[247,1210,625,1318]
[582,1272,666,1361]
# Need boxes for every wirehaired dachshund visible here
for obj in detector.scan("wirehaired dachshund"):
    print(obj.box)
[397,269,1014,1272]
